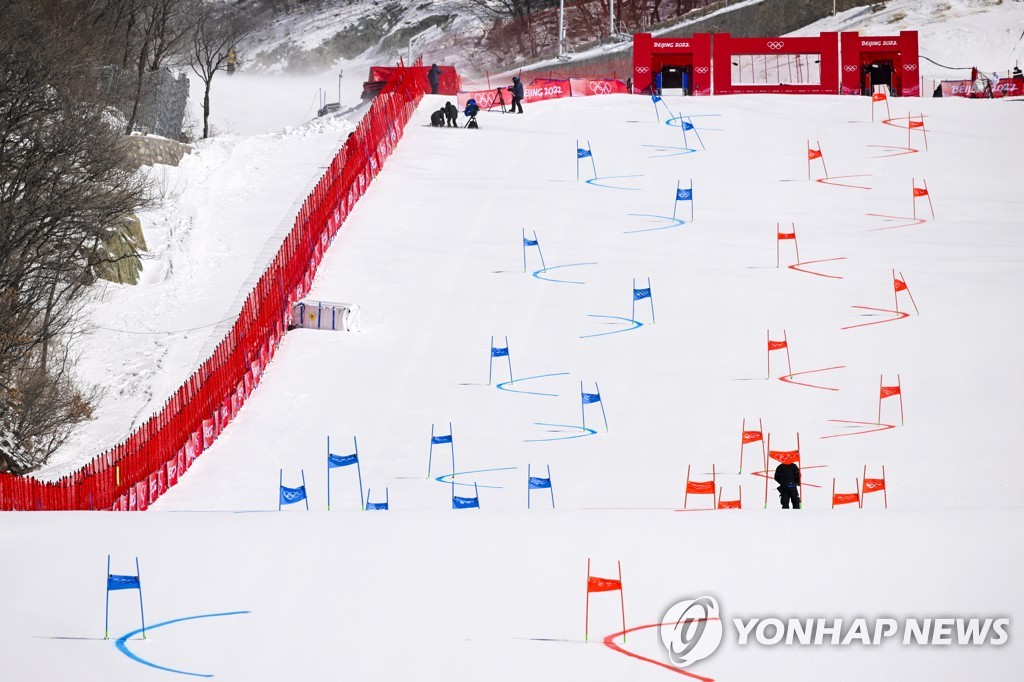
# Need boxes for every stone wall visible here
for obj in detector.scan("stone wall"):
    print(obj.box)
[119,135,193,169]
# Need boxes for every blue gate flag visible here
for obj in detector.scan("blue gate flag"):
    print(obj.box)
[107,574,141,591]
[581,381,609,432]
[453,495,480,509]
[581,392,602,404]
[633,287,651,301]
[523,237,538,246]
[527,464,556,508]
[681,120,695,131]
[632,277,656,325]
[652,95,662,103]
[105,556,146,641]
[428,423,455,478]
[328,453,358,468]
[279,485,307,505]
[491,346,509,357]
[453,481,480,509]
[365,488,389,511]
[576,140,597,181]
[672,180,694,222]
[488,335,514,385]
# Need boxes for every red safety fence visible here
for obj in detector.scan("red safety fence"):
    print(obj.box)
[457,77,625,109]
[368,65,461,96]
[0,63,426,511]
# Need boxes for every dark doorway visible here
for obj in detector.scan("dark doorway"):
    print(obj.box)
[863,60,894,94]
[661,65,685,91]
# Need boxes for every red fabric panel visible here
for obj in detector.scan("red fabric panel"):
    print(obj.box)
[587,576,622,593]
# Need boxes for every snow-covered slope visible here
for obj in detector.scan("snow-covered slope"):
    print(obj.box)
[6,1,1024,679]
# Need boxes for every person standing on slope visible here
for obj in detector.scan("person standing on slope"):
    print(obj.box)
[509,76,524,114]
[444,101,458,127]
[774,461,801,509]
[428,63,442,95]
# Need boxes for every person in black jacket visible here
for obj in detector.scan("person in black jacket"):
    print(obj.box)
[444,101,458,127]
[428,64,442,95]
[509,76,524,114]
[773,461,801,509]
[429,108,445,127]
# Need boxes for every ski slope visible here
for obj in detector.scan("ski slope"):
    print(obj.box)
[3,89,1023,680]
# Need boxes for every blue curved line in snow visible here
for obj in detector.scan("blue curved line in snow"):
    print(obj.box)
[436,466,518,489]
[579,315,643,339]
[496,372,570,397]
[115,611,250,678]
[624,213,687,234]
[532,262,598,285]
[585,175,644,191]
[642,144,698,158]
[524,423,598,443]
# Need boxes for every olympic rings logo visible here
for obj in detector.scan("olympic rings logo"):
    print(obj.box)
[588,80,613,94]
[766,41,785,50]
[904,63,917,71]
[636,66,650,73]
[477,92,496,106]
[843,65,857,72]
[695,66,709,74]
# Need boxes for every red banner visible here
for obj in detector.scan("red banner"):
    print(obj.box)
[941,78,1024,98]
[742,430,763,444]
[686,479,715,494]
[569,78,627,97]
[769,450,800,464]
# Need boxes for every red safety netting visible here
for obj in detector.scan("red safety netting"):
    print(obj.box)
[0,64,426,511]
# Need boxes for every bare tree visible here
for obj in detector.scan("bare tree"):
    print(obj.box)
[1,0,150,472]
[187,2,255,139]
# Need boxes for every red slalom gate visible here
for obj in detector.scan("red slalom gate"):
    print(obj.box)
[0,64,427,511]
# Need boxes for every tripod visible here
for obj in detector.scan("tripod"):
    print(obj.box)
[493,87,507,114]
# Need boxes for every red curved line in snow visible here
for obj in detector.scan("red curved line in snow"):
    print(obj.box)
[603,622,716,681]
[816,174,872,190]
[821,419,897,439]
[866,144,918,158]
[788,257,846,279]
[841,306,910,330]
[866,213,927,231]
[779,366,845,391]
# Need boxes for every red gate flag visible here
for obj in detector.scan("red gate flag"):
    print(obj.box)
[717,486,742,509]
[776,222,800,267]
[807,140,828,179]
[832,478,862,508]
[739,418,766,474]
[892,269,920,315]
[878,374,905,426]
[684,464,716,509]
[587,576,623,592]
[880,385,901,399]
[767,329,793,378]
[912,178,935,220]
[585,559,626,643]
[907,112,929,151]
[871,89,891,121]
[769,449,800,464]
[862,465,888,508]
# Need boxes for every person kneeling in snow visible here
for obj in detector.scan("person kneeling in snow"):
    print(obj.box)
[430,108,446,127]
[444,101,458,127]
[774,460,801,509]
